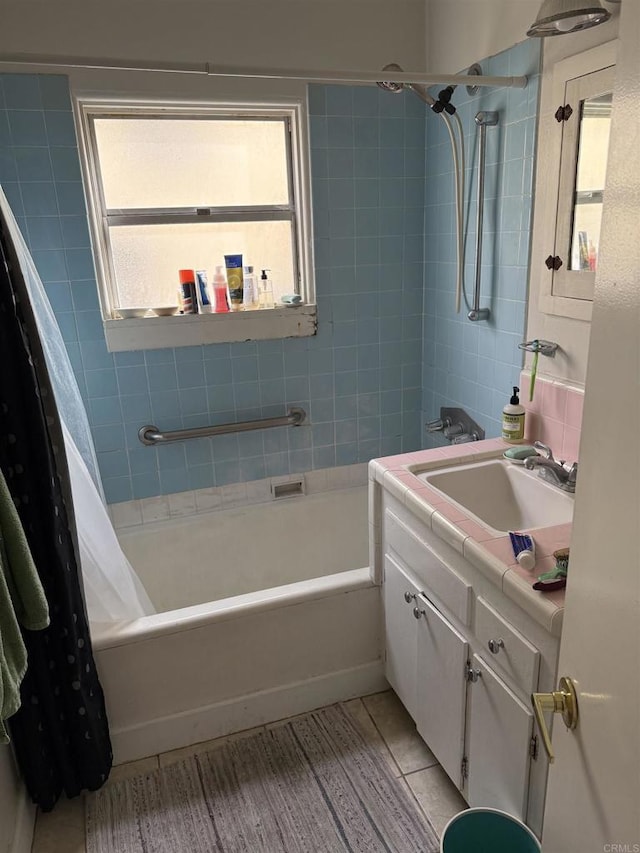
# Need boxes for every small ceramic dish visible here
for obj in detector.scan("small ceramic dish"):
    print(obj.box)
[149,306,178,317]
[115,307,150,319]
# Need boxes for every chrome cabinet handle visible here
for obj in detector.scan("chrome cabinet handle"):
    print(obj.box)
[488,638,505,654]
[413,606,426,620]
[404,591,416,603]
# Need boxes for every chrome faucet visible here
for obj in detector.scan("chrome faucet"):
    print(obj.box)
[524,441,578,493]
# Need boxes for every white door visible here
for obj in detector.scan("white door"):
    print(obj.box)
[383,554,420,716]
[415,593,468,787]
[466,654,533,822]
[541,4,640,850]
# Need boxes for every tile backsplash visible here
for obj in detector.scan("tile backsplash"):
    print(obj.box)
[520,370,584,461]
[0,73,425,502]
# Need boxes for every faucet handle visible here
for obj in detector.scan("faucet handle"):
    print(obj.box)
[533,441,555,462]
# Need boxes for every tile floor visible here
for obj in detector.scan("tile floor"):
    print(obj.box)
[32,689,467,852]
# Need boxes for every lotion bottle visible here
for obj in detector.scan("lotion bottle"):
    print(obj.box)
[502,386,525,443]
[243,265,259,310]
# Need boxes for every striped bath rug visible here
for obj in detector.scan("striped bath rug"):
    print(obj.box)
[86,704,440,852]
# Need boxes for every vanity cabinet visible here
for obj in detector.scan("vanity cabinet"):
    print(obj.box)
[380,497,560,838]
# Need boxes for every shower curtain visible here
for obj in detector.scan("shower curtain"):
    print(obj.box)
[0,201,114,808]
[0,187,153,624]
[0,186,152,807]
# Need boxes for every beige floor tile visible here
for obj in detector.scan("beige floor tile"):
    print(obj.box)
[32,796,86,853]
[158,725,265,767]
[341,698,403,777]
[107,755,159,784]
[363,690,438,774]
[405,764,468,837]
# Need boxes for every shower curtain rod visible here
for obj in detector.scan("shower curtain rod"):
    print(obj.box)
[0,53,528,89]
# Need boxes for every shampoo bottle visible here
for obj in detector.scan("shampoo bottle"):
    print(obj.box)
[502,386,525,443]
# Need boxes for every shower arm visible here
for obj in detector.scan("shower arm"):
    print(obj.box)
[468,111,498,322]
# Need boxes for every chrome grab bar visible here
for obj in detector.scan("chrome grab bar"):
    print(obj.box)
[138,407,306,446]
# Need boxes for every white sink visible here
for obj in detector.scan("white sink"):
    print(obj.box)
[415,458,574,533]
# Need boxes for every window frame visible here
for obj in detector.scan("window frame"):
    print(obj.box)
[76,98,316,350]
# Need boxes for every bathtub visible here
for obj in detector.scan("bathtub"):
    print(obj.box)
[92,473,384,764]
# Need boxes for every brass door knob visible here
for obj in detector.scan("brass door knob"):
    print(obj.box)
[531,676,579,763]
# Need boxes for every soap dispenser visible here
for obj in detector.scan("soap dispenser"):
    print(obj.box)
[502,386,525,443]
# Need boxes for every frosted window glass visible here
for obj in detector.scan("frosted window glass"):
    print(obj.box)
[109,221,295,309]
[94,118,290,209]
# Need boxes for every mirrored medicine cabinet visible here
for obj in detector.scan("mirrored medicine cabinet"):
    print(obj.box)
[535,40,617,321]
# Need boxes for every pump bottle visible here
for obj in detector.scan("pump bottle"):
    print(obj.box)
[259,269,275,309]
[502,386,525,443]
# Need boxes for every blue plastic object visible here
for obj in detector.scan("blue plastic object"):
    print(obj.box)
[440,808,541,853]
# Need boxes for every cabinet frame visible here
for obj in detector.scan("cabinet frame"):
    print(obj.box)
[378,493,560,839]
[534,40,617,321]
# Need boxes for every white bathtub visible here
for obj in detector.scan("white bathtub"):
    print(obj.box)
[92,481,384,764]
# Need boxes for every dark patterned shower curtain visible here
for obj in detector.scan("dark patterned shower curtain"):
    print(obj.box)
[0,206,112,809]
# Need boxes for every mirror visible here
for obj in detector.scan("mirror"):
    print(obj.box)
[569,92,612,274]
[552,63,615,302]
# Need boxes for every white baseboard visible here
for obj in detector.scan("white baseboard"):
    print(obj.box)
[111,661,387,764]
[10,786,35,853]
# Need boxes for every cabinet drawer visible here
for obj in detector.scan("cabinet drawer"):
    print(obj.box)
[475,597,540,694]
[385,510,472,625]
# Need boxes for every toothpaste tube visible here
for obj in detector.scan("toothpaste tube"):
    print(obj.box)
[508,531,536,571]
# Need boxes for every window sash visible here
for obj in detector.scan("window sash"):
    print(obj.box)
[83,105,303,316]
[105,208,295,226]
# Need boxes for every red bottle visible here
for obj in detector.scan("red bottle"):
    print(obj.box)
[212,265,229,313]
[178,269,198,314]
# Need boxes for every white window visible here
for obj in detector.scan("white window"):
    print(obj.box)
[78,101,315,350]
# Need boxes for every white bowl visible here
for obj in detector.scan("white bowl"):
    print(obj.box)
[115,307,150,319]
[150,306,178,317]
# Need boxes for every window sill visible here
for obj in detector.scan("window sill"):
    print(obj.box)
[103,305,317,352]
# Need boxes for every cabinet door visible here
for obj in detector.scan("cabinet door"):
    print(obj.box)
[415,593,468,788]
[383,554,421,717]
[466,653,534,821]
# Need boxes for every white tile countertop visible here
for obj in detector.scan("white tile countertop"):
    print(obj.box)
[369,438,570,637]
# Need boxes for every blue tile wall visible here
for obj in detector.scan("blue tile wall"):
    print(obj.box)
[0,74,425,502]
[421,40,541,445]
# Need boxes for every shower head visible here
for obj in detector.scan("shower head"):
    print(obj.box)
[377,64,405,94]
[376,63,436,107]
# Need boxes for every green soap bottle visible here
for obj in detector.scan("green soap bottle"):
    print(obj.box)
[502,386,525,443]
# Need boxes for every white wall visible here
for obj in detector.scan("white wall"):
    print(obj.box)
[0,747,32,853]
[0,750,19,852]
[426,0,541,72]
[0,0,427,72]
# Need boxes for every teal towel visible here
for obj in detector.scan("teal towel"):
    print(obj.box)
[0,470,49,743]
